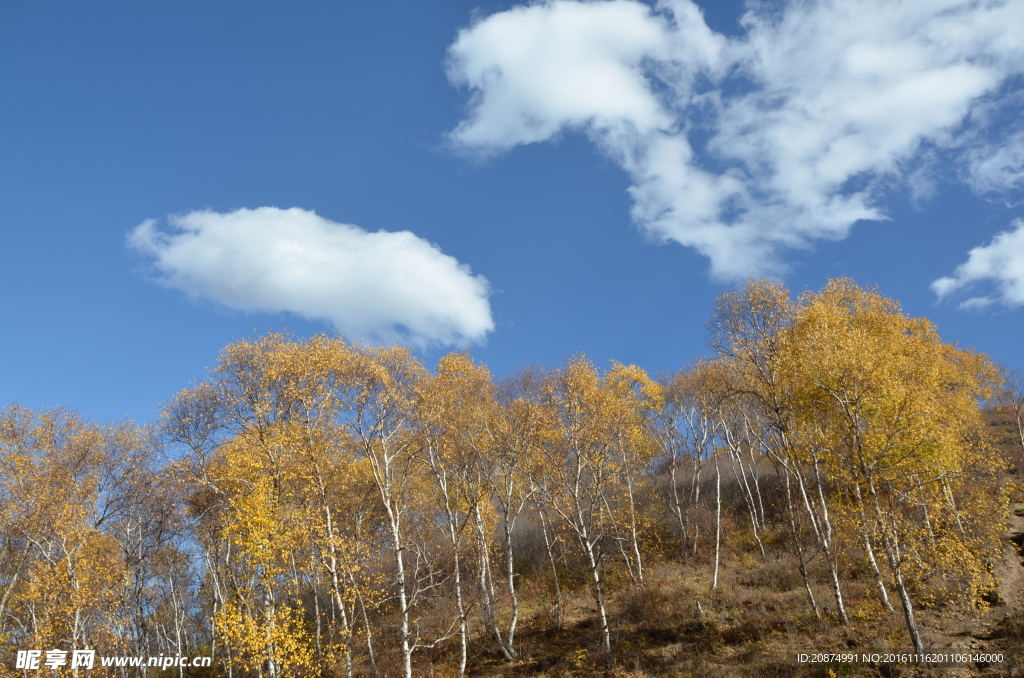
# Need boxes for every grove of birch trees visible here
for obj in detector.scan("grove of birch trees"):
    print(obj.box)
[0,279,1011,676]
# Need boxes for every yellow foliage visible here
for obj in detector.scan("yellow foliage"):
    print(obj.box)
[214,601,318,677]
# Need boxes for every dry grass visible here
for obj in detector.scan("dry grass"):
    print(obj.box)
[440,558,959,678]
[360,518,1024,678]
[385,434,1024,678]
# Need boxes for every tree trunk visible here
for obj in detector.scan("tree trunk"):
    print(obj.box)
[500,511,521,658]
[625,475,645,584]
[689,459,702,557]
[474,502,514,660]
[538,508,563,629]
[886,536,925,656]
[581,534,612,670]
[351,572,379,677]
[781,465,819,617]
[809,455,848,624]
[713,453,722,590]
[392,516,413,678]
[322,505,355,678]
[851,482,894,611]
[668,453,688,557]
[870,481,924,657]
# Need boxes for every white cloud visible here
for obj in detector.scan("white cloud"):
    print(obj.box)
[446,0,692,149]
[447,0,1024,278]
[128,207,494,347]
[965,128,1024,197]
[932,219,1024,308]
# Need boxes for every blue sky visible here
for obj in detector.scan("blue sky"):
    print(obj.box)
[2,0,1023,424]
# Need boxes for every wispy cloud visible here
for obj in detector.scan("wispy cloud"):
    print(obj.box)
[447,0,1024,279]
[932,219,1024,309]
[128,207,494,347]
[965,129,1024,198]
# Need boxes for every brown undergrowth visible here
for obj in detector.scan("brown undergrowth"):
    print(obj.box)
[358,406,1024,678]
[403,544,1024,678]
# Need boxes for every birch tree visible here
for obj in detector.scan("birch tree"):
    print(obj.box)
[539,357,651,669]
[789,279,1004,653]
